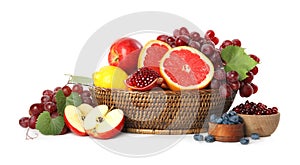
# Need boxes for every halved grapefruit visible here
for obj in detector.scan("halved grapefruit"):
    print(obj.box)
[160,46,214,91]
[138,40,171,73]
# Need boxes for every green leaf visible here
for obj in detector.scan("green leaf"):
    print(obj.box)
[221,46,258,80]
[66,92,82,107]
[36,111,65,135]
[56,90,66,116]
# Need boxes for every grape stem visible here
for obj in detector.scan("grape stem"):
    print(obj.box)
[65,74,93,87]
[25,128,38,140]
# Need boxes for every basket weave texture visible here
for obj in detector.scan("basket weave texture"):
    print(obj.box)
[91,87,235,135]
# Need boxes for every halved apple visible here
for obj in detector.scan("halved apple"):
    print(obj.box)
[64,104,93,136]
[77,103,93,116]
[83,105,125,139]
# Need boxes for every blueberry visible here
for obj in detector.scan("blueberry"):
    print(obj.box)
[250,133,260,140]
[240,137,250,145]
[222,119,230,124]
[205,135,215,143]
[229,115,239,123]
[228,110,237,116]
[222,113,228,118]
[216,117,223,124]
[193,134,204,141]
[210,114,217,122]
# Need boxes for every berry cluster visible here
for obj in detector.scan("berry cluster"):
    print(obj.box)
[210,36,260,98]
[240,133,261,145]
[210,111,243,124]
[233,100,278,115]
[18,84,94,139]
[193,134,215,143]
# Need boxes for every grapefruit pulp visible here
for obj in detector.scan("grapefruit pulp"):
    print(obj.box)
[138,40,171,73]
[160,46,214,91]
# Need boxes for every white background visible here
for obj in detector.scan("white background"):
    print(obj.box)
[1,0,299,164]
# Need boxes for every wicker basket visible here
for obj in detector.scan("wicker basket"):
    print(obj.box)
[90,87,236,135]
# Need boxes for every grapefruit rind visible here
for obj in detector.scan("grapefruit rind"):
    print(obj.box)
[138,40,171,69]
[159,46,214,91]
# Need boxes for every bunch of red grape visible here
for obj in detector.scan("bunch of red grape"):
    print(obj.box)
[18,84,94,138]
[157,27,260,98]
[212,38,260,98]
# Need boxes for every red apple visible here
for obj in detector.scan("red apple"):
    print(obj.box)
[108,37,142,74]
[83,105,125,139]
[64,104,93,136]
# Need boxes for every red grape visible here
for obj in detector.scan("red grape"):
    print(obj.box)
[41,95,51,103]
[29,116,38,129]
[189,32,201,41]
[243,72,254,83]
[189,41,200,50]
[250,66,259,75]
[210,79,221,89]
[82,97,93,105]
[239,83,253,97]
[219,84,233,98]
[250,83,258,94]
[51,111,59,118]
[44,102,57,113]
[232,39,241,47]
[81,90,91,97]
[173,29,180,38]
[213,69,226,80]
[229,81,240,91]
[52,94,57,103]
[249,54,260,63]
[54,87,62,93]
[226,70,239,83]
[59,125,69,135]
[72,84,83,94]
[19,117,30,128]
[29,103,44,116]
[201,43,215,56]
[179,27,189,35]
[62,85,72,97]
[42,90,54,97]
[220,40,233,49]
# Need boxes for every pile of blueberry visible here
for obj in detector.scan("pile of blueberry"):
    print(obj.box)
[210,111,243,124]
[193,111,261,145]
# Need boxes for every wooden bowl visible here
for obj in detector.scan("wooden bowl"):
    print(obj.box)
[208,122,244,142]
[238,113,280,137]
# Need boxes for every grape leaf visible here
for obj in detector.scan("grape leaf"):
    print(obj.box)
[66,92,82,107]
[56,90,66,115]
[36,111,65,135]
[221,46,258,80]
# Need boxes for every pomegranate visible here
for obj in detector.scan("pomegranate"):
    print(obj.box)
[125,67,163,91]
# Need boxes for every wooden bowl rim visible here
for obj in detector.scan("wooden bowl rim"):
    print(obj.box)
[238,112,280,118]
